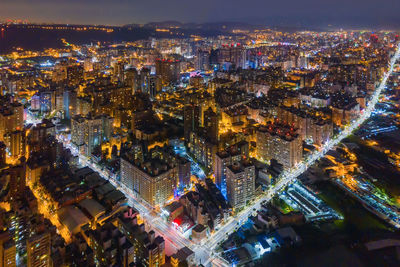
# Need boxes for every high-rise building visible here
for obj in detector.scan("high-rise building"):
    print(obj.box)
[147,233,165,267]
[309,119,333,146]
[0,142,6,166]
[10,102,24,132]
[117,210,165,267]
[203,107,218,143]
[256,122,302,169]
[52,62,68,83]
[71,114,113,156]
[130,92,154,132]
[188,131,217,172]
[149,75,162,99]
[84,221,134,266]
[297,52,309,69]
[155,59,180,85]
[0,96,26,162]
[30,94,41,111]
[113,61,125,83]
[139,68,151,94]
[277,105,332,146]
[84,57,94,72]
[214,142,249,188]
[66,65,84,86]
[195,49,210,71]
[215,150,240,189]
[71,115,86,152]
[0,100,24,141]
[189,75,204,88]
[125,68,139,93]
[226,161,255,209]
[2,163,26,199]
[0,232,16,267]
[185,97,218,172]
[183,104,201,143]
[27,232,51,267]
[183,91,214,143]
[331,102,360,127]
[120,156,177,207]
[63,89,77,119]
[76,97,92,117]
[177,157,191,188]
[3,130,26,162]
[217,43,246,70]
[39,90,56,114]
[28,120,56,146]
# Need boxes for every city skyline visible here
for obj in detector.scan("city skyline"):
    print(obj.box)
[0,3,400,266]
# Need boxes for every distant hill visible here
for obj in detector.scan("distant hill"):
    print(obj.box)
[138,21,264,31]
[0,24,152,54]
[0,21,315,54]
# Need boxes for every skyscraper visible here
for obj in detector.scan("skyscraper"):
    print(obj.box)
[217,43,246,70]
[3,130,26,162]
[63,89,77,119]
[117,212,166,267]
[140,67,151,94]
[178,157,191,188]
[2,163,26,199]
[120,156,177,207]
[214,147,243,188]
[203,107,218,143]
[0,100,24,141]
[113,61,125,84]
[27,232,51,267]
[71,114,113,156]
[226,161,255,209]
[155,59,180,85]
[195,49,210,71]
[256,122,302,169]
[125,68,139,93]
[0,232,16,267]
[183,103,200,143]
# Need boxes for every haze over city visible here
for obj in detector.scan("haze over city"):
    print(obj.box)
[1,0,400,28]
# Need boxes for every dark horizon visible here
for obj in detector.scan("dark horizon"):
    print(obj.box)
[1,0,400,29]
[1,19,400,31]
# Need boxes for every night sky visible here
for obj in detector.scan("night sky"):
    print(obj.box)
[1,0,400,27]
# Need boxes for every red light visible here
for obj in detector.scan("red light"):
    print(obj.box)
[173,217,182,226]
